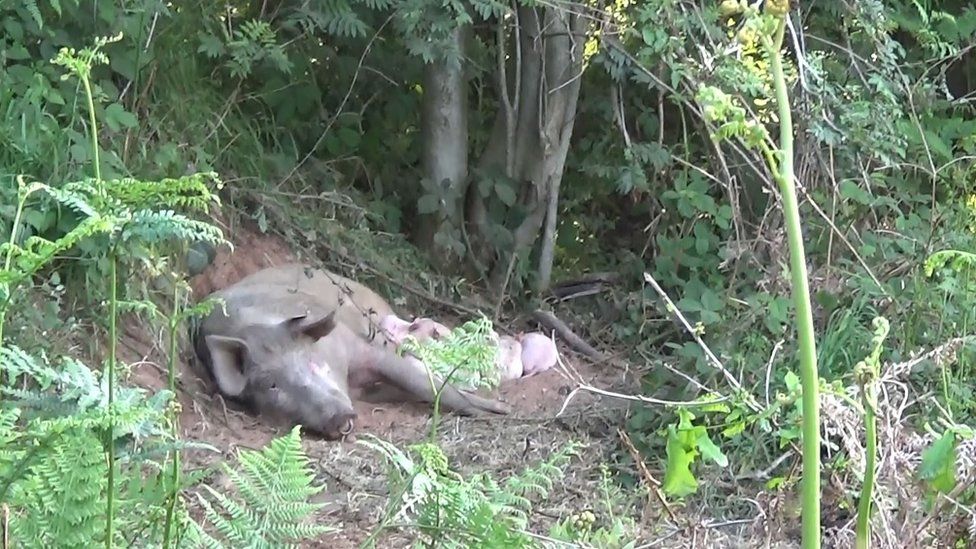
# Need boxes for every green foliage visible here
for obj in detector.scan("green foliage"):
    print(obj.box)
[11,426,109,547]
[547,465,638,548]
[0,346,328,548]
[2,0,976,545]
[662,406,730,498]
[0,345,200,547]
[399,315,500,390]
[361,435,581,548]
[185,426,333,548]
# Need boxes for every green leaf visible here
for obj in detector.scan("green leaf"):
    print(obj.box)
[695,431,728,467]
[662,425,698,497]
[839,180,872,205]
[197,33,226,58]
[103,103,138,132]
[417,194,440,214]
[337,126,361,149]
[721,420,745,438]
[784,370,801,393]
[918,431,957,493]
[6,45,30,61]
[494,182,517,206]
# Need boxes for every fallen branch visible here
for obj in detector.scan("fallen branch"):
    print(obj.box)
[549,271,618,301]
[531,309,605,360]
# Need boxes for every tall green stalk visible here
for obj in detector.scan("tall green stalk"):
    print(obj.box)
[764,5,822,548]
[105,251,118,549]
[65,39,116,548]
[162,283,183,548]
[855,317,889,549]
[0,184,30,346]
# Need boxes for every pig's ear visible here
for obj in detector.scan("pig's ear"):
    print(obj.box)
[205,335,249,396]
[293,310,337,340]
[280,313,309,332]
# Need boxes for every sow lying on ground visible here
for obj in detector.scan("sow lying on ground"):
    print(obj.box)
[191,263,510,439]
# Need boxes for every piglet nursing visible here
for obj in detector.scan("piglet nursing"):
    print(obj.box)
[494,335,524,381]
[379,313,558,381]
[379,314,450,345]
[516,332,558,376]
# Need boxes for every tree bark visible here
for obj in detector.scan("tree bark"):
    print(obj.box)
[414,25,469,268]
[467,5,589,295]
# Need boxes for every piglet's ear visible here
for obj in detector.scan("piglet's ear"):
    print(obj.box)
[289,310,337,341]
[204,335,249,397]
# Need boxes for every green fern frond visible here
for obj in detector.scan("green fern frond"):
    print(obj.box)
[0,214,117,284]
[122,209,224,247]
[100,173,221,212]
[9,427,108,548]
[193,426,333,547]
[24,0,43,28]
[361,0,395,10]
[361,435,580,547]
[287,2,370,39]
[399,315,499,390]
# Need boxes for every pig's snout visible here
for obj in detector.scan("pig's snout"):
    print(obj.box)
[325,410,357,438]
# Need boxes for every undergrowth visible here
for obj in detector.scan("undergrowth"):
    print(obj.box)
[3,0,976,547]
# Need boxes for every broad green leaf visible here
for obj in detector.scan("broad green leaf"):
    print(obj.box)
[494,182,517,206]
[839,180,872,205]
[695,432,728,467]
[662,426,698,497]
[918,431,957,493]
[103,103,138,131]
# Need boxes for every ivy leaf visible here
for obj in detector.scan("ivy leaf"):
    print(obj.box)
[494,182,517,206]
[417,194,440,215]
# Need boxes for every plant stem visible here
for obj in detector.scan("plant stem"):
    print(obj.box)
[855,317,887,549]
[0,182,39,347]
[105,252,117,548]
[767,16,821,549]
[162,283,182,548]
[81,75,102,184]
[855,376,877,548]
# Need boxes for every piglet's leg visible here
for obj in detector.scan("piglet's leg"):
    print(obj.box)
[379,314,412,346]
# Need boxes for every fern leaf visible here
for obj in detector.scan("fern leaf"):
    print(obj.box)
[193,426,333,547]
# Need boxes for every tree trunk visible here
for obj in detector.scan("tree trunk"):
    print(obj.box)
[466,5,589,295]
[414,25,469,269]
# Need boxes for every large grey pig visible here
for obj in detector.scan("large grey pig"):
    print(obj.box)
[191,263,510,439]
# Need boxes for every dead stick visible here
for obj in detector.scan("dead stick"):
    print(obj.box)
[617,428,680,524]
[531,309,605,360]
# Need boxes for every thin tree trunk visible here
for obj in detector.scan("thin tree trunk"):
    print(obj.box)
[415,25,468,267]
[478,6,587,294]
[535,11,587,292]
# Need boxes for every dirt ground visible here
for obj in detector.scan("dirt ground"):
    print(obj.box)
[118,217,791,548]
